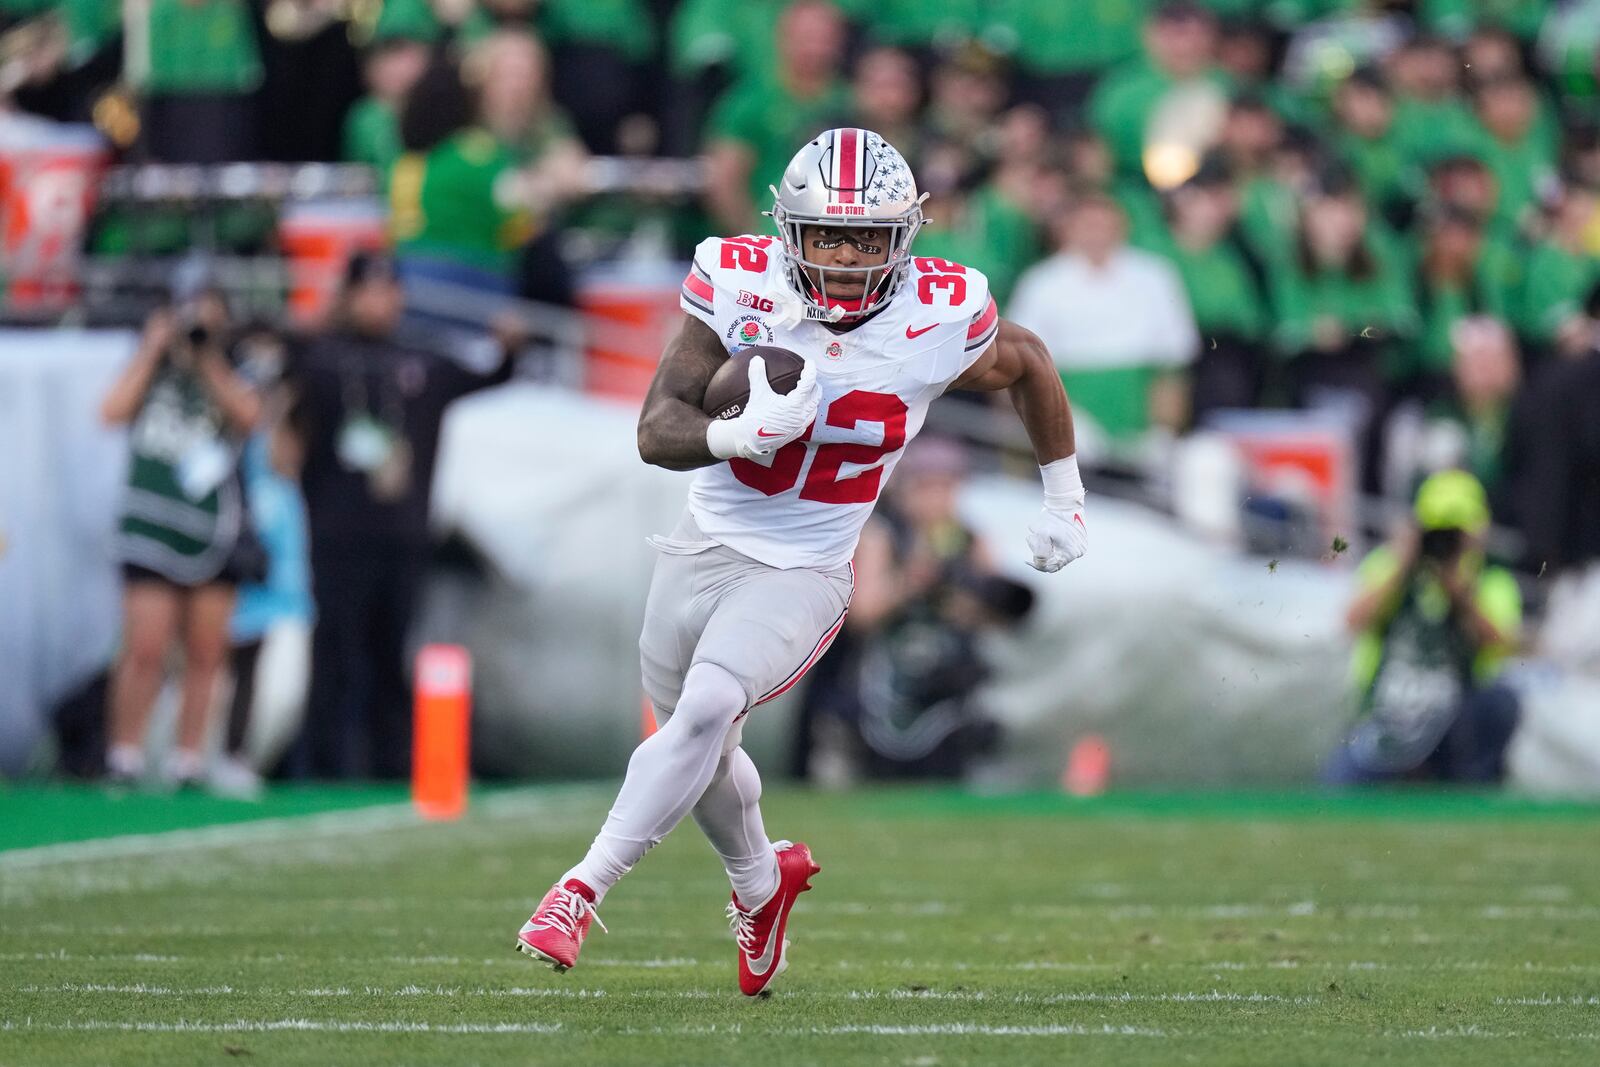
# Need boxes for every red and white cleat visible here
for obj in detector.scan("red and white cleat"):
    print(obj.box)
[515,880,606,972]
[727,840,821,997]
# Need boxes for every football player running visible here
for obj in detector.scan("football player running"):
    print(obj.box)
[517,128,1086,995]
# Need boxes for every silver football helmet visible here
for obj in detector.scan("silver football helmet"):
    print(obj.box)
[769,128,926,322]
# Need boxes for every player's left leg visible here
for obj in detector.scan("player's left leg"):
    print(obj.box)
[683,563,850,995]
[691,743,780,910]
[517,660,744,971]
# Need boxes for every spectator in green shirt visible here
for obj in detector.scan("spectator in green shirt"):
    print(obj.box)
[997,0,1148,126]
[342,17,434,176]
[389,58,532,295]
[915,140,1043,309]
[1411,316,1522,504]
[1411,205,1516,388]
[1090,1,1231,182]
[469,27,587,303]
[1271,166,1416,484]
[1140,156,1271,416]
[1216,16,1315,126]
[1465,74,1559,231]
[1518,178,1600,357]
[666,0,794,153]
[1422,0,1547,45]
[1326,469,1522,784]
[703,0,849,234]
[138,0,263,162]
[924,42,1010,179]
[1330,68,1421,231]
[538,0,654,153]
[1220,98,1309,266]
[1386,35,1477,171]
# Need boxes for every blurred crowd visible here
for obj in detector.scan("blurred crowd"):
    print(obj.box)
[4,0,1597,566]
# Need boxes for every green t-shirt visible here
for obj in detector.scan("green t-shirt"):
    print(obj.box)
[389,129,531,278]
[538,0,654,63]
[868,0,986,48]
[1059,365,1167,441]
[1517,239,1600,343]
[1136,231,1268,341]
[669,0,785,79]
[1390,96,1478,170]
[369,0,442,44]
[1269,228,1417,359]
[1350,545,1521,691]
[707,74,851,210]
[1238,175,1300,266]
[142,0,263,95]
[1335,129,1421,221]
[1465,119,1559,231]
[56,0,120,61]
[343,96,402,175]
[991,0,1147,76]
[1421,0,1548,41]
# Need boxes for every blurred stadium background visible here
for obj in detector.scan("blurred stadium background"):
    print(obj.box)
[4,0,1600,795]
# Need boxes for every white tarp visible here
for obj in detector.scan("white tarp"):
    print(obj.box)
[431,384,1362,784]
[0,330,134,772]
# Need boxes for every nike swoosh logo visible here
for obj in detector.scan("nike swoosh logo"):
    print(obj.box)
[1074,514,1086,530]
[745,889,790,975]
[756,428,785,439]
[905,324,937,339]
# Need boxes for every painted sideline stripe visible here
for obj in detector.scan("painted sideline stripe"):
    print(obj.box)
[0,787,592,870]
[0,804,420,869]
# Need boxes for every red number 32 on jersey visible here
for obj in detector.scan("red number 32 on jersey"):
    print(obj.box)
[729,390,908,504]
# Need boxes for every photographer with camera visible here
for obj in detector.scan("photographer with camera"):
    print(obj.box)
[100,289,263,786]
[1326,470,1523,785]
[796,437,1034,783]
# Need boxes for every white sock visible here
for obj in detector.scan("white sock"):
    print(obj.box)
[164,748,206,782]
[561,662,746,904]
[107,743,145,778]
[692,746,780,909]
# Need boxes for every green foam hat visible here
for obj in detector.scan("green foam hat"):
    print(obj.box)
[1414,469,1489,534]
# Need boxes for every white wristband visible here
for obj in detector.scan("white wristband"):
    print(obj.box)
[706,418,739,460]
[1040,454,1085,511]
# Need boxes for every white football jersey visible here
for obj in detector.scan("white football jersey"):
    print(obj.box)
[678,234,1000,570]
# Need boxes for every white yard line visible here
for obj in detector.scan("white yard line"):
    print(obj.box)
[0,1019,563,1035]
[7,1018,1597,1043]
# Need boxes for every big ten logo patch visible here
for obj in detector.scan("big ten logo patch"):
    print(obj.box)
[737,290,775,313]
[726,315,774,347]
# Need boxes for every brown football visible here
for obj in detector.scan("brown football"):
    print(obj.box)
[701,345,807,420]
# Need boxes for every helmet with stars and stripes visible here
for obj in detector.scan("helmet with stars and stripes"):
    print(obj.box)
[769,127,926,323]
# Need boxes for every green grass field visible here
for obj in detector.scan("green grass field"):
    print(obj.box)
[3,784,1600,1066]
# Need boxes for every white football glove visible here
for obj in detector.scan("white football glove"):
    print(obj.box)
[706,355,820,461]
[1026,455,1087,573]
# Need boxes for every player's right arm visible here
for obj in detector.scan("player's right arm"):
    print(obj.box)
[636,315,728,472]
[636,314,821,471]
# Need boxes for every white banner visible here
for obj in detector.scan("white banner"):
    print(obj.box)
[0,330,135,772]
